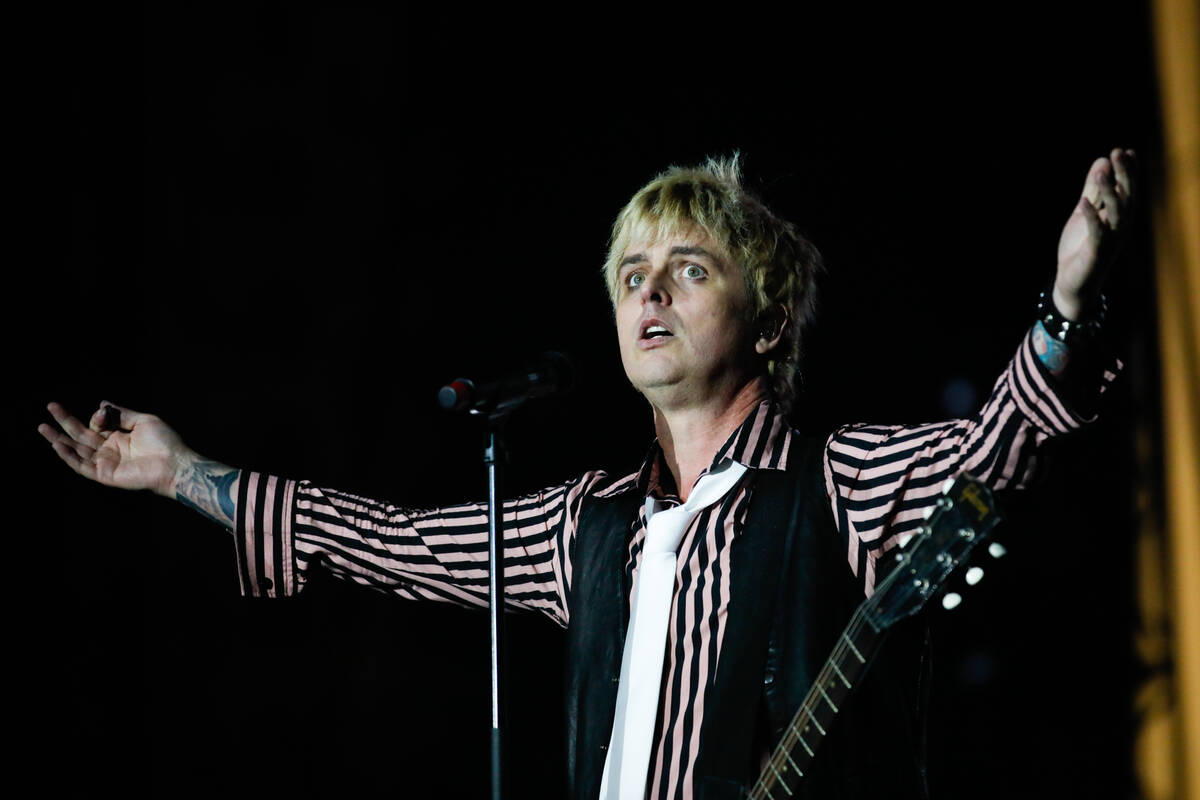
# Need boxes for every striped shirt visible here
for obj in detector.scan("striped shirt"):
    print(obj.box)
[232,326,1119,799]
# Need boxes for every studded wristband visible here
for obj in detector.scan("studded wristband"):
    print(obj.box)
[1036,290,1106,346]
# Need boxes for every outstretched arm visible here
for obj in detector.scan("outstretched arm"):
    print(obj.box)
[38,401,240,529]
[40,400,603,625]
[827,148,1136,594]
[1035,147,1137,377]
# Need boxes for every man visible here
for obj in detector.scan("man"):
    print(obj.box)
[40,149,1135,799]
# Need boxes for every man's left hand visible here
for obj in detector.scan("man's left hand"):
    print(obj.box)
[1053,148,1137,320]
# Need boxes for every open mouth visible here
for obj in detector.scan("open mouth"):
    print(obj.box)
[642,325,673,340]
[639,318,675,342]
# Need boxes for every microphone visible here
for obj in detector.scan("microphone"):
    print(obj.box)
[438,351,574,416]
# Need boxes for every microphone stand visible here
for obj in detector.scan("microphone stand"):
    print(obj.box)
[439,353,573,800]
[483,417,508,800]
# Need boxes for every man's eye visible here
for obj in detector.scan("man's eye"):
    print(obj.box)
[683,264,707,279]
[626,272,645,289]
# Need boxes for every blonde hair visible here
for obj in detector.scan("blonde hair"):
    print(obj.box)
[602,154,822,412]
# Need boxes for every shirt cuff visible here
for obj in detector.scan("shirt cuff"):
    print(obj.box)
[1006,324,1123,436]
[232,471,299,598]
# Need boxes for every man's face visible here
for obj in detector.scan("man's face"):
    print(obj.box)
[615,228,760,408]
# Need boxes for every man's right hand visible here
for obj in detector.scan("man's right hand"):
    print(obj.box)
[39,402,191,498]
[39,402,240,528]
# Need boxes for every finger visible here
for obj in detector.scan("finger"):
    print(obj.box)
[1081,157,1110,206]
[1078,196,1105,240]
[88,404,122,435]
[47,402,106,450]
[1112,148,1136,208]
[41,426,99,480]
[49,439,85,471]
[1097,177,1122,230]
[98,401,150,431]
[39,421,98,459]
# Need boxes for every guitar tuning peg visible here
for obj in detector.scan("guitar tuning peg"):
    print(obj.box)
[898,533,914,548]
[941,476,956,494]
[922,504,936,520]
[964,566,984,586]
[987,542,1007,559]
[942,592,963,610]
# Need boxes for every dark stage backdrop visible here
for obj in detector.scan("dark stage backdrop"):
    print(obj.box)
[34,3,1158,797]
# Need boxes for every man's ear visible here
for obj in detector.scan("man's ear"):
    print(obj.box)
[754,306,789,355]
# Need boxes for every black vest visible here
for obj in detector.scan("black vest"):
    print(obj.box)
[563,434,931,800]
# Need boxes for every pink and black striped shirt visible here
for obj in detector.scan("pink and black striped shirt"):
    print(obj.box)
[231,326,1118,800]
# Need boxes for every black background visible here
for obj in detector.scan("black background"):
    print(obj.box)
[29,2,1161,797]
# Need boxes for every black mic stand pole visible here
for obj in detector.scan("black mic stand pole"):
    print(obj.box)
[439,353,574,800]
[483,417,507,800]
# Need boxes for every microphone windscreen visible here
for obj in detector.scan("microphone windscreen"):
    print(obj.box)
[437,379,475,411]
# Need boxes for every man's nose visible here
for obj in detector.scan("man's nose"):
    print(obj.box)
[640,271,671,305]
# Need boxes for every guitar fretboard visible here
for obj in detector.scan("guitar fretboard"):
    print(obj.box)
[747,603,885,799]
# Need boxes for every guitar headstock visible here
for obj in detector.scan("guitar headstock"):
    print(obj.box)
[868,472,1003,628]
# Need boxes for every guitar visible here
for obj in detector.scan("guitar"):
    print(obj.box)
[746,472,1003,799]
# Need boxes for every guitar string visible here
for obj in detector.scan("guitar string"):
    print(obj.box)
[752,495,995,799]
[755,564,929,798]
[753,632,870,799]
[752,601,879,798]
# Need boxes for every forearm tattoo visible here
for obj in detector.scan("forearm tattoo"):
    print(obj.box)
[175,460,240,528]
[1032,320,1071,377]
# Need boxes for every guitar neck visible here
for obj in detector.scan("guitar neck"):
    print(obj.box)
[747,603,886,800]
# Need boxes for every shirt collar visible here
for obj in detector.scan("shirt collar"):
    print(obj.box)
[595,399,794,499]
